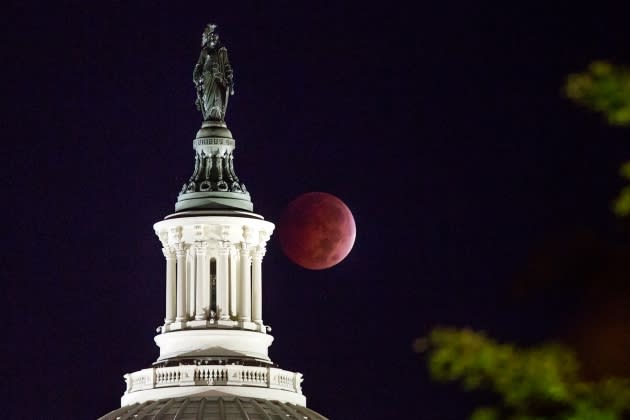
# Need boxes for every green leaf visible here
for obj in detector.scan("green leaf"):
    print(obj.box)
[471,407,500,420]
[565,62,630,126]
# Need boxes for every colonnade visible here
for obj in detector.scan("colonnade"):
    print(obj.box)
[161,238,266,327]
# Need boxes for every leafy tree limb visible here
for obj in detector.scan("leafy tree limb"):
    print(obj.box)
[415,328,630,420]
[565,61,630,217]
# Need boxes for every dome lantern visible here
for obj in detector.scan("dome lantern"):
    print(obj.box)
[99,24,328,420]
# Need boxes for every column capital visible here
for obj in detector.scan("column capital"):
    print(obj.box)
[194,240,209,254]
[174,242,189,256]
[251,246,266,261]
[218,241,231,255]
[239,242,250,254]
[162,247,175,259]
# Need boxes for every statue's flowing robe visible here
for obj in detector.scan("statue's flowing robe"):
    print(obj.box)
[195,47,231,121]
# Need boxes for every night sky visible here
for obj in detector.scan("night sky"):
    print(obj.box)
[4,2,630,419]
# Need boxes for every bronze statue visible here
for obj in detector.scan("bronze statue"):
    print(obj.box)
[193,24,234,121]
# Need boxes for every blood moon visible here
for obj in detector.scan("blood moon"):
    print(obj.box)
[278,192,356,270]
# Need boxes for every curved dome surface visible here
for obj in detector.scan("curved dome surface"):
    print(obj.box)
[98,396,328,420]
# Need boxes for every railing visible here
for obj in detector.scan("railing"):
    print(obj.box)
[124,365,303,395]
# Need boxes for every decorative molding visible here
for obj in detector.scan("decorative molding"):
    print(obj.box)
[157,230,169,247]
[194,137,235,147]
[242,225,252,243]
[258,230,269,244]
[170,226,183,243]
[220,225,230,241]
[193,224,209,241]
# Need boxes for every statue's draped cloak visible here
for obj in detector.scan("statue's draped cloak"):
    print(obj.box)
[194,46,232,121]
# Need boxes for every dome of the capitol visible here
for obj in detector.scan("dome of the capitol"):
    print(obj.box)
[98,22,328,420]
[99,396,328,420]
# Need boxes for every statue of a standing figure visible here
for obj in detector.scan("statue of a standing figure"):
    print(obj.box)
[193,24,234,121]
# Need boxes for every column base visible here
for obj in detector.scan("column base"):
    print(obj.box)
[238,320,257,330]
[161,319,268,332]
[187,320,208,328]
[216,319,237,328]
[171,321,187,329]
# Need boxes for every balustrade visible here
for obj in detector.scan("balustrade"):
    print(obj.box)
[124,364,302,395]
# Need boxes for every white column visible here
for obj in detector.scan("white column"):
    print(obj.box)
[251,247,265,325]
[229,247,238,318]
[238,243,251,322]
[163,248,176,324]
[217,243,230,320]
[175,244,188,322]
[195,241,208,320]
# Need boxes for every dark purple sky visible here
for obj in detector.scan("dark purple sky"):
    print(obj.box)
[4,2,630,419]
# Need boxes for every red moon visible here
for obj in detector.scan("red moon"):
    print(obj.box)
[278,192,356,270]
